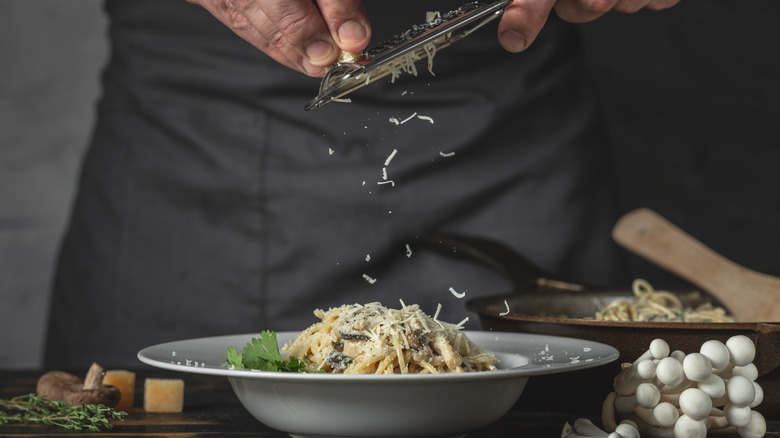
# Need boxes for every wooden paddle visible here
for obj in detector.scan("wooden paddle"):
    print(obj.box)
[612,208,780,322]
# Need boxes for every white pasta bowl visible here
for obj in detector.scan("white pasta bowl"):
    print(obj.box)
[138,330,618,438]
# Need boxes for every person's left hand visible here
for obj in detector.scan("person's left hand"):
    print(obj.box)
[497,0,681,53]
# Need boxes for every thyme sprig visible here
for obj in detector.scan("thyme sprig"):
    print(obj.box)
[0,393,127,431]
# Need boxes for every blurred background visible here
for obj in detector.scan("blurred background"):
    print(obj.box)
[1,1,778,369]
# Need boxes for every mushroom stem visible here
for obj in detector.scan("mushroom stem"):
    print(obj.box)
[602,392,618,432]
[83,362,105,390]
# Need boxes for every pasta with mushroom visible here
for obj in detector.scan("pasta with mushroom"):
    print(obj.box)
[282,302,497,374]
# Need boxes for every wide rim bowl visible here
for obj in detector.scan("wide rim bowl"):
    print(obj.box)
[138,330,619,437]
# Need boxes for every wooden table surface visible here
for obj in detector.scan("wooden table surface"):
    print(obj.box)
[1,369,777,437]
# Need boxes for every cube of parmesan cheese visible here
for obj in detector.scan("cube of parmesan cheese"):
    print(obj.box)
[143,378,184,413]
[102,370,136,411]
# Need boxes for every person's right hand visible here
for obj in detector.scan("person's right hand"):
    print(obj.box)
[187,0,372,77]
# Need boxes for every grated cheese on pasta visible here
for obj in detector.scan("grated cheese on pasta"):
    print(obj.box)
[282,302,496,374]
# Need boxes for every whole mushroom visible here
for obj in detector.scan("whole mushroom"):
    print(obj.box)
[36,362,121,407]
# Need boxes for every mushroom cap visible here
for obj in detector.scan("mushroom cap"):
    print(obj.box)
[656,357,684,387]
[615,422,640,438]
[736,411,767,438]
[726,335,756,367]
[727,375,757,408]
[679,388,712,420]
[648,339,670,360]
[749,381,764,409]
[700,340,730,370]
[673,414,707,438]
[697,373,726,399]
[724,404,753,428]
[682,352,712,382]
[652,402,679,428]
[732,363,759,382]
[636,383,661,409]
[636,360,657,380]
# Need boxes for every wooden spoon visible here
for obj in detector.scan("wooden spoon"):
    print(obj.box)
[612,208,780,322]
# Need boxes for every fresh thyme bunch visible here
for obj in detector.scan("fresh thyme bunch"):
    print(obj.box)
[0,393,127,431]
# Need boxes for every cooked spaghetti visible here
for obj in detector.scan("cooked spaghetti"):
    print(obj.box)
[596,279,735,322]
[282,302,497,374]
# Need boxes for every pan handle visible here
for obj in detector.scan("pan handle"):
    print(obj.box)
[415,233,585,292]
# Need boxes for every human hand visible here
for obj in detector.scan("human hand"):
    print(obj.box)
[497,0,681,53]
[187,0,371,77]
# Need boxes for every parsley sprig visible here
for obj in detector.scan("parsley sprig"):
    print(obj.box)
[225,330,306,372]
[0,393,127,431]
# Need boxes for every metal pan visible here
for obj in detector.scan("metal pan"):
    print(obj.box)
[417,233,780,416]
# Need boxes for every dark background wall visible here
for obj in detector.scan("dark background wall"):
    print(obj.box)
[1,1,778,369]
[0,1,107,369]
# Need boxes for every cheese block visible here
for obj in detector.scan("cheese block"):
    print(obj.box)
[102,370,136,411]
[143,378,184,413]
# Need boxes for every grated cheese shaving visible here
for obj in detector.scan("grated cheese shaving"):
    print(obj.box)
[389,117,400,125]
[417,115,435,124]
[449,287,466,299]
[384,149,398,166]
[499,299,510,316]
[405,244,412,258]
[439,151,455,157]
[331,97,352,104]
[363,274,377,284]
[400,112,418,124]
[377,180,395,187]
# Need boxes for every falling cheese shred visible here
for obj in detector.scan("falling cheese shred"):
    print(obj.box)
[449,287,466,299]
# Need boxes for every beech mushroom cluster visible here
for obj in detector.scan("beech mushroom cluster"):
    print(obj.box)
[563,336,766,438]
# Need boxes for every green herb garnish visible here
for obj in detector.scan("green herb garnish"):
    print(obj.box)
[225,330,306,372]
[0,393,127,431]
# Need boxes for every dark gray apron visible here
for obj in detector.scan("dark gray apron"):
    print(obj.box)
[45,0,626,368]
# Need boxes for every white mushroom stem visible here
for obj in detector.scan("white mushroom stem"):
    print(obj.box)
[622,413,675,438]
[658,392,680,407]
[573,418,609,437]
[602,392,618,432]
[623,406,659,427]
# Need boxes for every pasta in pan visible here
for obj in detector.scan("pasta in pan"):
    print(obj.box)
[282,302,497,374]
[596,279,735,322]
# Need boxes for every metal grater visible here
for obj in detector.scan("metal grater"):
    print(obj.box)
[304,0,511,111]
